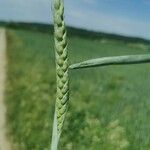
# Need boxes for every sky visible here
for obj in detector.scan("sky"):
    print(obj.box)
[0,0,150,39]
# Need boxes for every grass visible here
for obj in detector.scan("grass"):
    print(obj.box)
[6,28,150,150]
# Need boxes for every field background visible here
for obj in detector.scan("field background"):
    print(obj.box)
[3,23,150,150]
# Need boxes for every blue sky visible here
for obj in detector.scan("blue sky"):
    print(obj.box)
[0,0,150,39]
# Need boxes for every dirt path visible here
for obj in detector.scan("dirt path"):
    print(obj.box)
[0,28,11,150]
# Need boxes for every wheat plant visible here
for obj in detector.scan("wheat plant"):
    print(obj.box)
[51,0,150,149]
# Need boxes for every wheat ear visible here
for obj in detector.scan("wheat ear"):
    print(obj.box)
[51,0,69,149]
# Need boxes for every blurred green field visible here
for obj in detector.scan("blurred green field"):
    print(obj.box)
[6,28,150,150]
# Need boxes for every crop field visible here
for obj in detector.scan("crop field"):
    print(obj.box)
[6,27,150,150]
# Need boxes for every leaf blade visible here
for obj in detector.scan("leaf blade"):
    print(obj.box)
[69,54,150,69]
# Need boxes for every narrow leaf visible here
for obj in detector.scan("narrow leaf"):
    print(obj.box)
[69,54,150,69]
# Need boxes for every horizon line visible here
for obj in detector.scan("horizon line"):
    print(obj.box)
[0,20,150,41]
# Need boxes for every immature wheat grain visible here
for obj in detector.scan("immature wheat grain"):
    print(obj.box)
[51,0,69,149]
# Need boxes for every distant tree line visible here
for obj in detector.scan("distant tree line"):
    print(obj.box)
[0,21,150,44]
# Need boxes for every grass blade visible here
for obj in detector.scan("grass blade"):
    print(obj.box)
[69,54,150,69]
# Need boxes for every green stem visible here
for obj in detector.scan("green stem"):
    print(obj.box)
[51,111,59,150]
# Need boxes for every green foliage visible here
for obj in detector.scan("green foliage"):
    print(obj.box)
[6,30,55,149]
[6,29,150,149]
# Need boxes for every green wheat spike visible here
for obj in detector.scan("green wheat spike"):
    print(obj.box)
[51,0,69,149]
